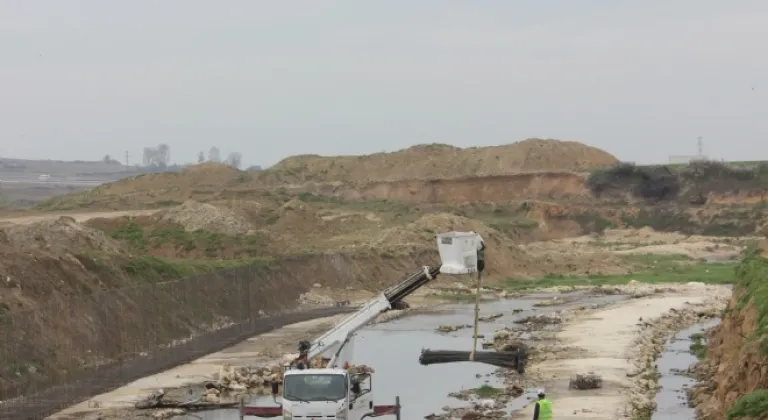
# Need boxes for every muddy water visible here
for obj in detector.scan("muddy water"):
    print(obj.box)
[652,318,721,420]
[175,291,629,419]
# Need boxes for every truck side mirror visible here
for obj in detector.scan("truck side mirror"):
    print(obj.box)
[271,381,279,396]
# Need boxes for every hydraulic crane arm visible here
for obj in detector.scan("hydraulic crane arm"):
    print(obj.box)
[301,265,441,366]
[293,231,482,369]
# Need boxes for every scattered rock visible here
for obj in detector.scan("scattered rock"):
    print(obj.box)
[437,324,471,333]
[478,313,503,322]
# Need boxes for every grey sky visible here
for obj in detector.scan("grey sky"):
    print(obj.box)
[1,1,766,168]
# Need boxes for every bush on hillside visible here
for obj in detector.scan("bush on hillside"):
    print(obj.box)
[587,163,679,201]
[680,160,756,182]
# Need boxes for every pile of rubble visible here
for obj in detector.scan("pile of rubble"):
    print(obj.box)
[436,324,471,333]
[203,357,376,402]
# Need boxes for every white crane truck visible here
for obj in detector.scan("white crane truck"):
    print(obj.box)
[241,231,482,419]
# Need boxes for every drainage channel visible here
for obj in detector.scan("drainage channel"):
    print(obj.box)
[652,318,721,420]
[174,291,630,419]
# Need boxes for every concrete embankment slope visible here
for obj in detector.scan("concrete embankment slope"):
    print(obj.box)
[689,250,768,420]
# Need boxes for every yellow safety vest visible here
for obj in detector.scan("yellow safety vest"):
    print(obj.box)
[538,399,552,420]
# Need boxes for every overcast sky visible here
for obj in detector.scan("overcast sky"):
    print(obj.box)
[1,1,766,168]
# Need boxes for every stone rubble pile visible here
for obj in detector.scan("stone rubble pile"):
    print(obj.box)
[203,357,376,402]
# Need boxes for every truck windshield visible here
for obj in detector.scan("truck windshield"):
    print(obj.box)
[283,374,347,402]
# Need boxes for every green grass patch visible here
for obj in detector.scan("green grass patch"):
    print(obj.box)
[727,389,768,419]
[471,385,503,398]
[504,258,735,291]
[110,220,147,249]
[689,332,707,359]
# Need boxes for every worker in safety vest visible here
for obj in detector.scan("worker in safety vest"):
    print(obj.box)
[532,389,552,420]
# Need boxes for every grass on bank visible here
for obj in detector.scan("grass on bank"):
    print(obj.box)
[504,254,736,291]
[728,389,768,419]
[732,248,768,355]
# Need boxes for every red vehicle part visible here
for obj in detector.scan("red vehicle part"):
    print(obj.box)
[241,406,281,417]
[241,397,401,419]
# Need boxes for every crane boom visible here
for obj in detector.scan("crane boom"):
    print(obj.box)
[248,232,483,419]
[300,265,441,366]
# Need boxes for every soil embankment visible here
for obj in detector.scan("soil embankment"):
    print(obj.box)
[317,172,589,203]
[0,249,435,413]
[689,250,768,420]
[264,138,618,184]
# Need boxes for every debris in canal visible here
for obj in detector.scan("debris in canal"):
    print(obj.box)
[514,313,563,325]
[478,312,503,322]
[133,388,242,417]
[419,348,527,373]
[436,323,471,333]
[569,372,603,389]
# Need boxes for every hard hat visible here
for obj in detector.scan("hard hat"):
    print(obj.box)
[537,388,545,396]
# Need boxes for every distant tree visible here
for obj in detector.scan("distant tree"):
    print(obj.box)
[103,154,112,163]
[198,151,205,163]
[208,147,221,163]
[156,144,170,166]
[142,144,171,168]
[226,152,242,169]
[246,165,263,172]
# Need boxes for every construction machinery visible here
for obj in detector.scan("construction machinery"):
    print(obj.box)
[242,231,481,419]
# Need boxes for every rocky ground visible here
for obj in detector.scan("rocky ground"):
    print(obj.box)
[424,282,730,420]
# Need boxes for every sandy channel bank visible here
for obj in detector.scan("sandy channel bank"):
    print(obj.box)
[511,283,730,419]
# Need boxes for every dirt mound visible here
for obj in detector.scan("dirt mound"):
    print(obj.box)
[2,216,127,254]
[330,172,588,203]
[273,199,324,234]
[159,200,253,235]
[265,139,618,184]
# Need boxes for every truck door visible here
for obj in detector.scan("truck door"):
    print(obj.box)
[348,373,374,419]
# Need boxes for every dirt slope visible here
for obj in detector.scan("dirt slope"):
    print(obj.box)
[313,172,589,203]
[264,138,618,184]
[689,250,768,420]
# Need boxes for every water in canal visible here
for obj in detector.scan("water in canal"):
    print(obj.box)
[651,318,721,420]
[174,291,629,419]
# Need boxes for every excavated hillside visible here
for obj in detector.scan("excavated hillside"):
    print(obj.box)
[689,248,768,420]
[0,208,632,402]
[261,138,618,184]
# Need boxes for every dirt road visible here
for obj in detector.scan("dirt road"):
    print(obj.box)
[510,284,730,419]
[0,209,160,227]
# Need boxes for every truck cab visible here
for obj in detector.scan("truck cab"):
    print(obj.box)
[282,368,373,419]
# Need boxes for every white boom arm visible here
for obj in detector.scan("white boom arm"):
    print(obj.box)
[307,293,392,367]
[295,231,482,367]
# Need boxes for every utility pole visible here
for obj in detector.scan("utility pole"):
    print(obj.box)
[697,136,703,157]
[125,150,129,167]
